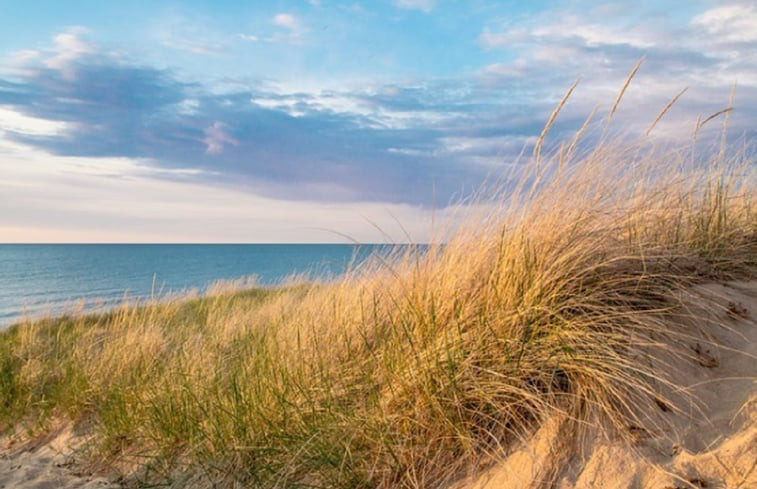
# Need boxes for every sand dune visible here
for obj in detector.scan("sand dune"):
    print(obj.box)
[457,281,757,489]
[2,280,755,489]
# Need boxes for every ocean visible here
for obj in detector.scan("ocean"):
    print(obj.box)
[0,244,393,327]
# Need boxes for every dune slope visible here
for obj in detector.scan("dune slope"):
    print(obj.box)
[456,281,756,489]
[2,281,754,489]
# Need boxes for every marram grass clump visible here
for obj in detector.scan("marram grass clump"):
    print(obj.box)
[1,82,755,488]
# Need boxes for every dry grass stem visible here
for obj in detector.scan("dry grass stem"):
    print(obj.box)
[533,77,580,167]
[607,57,644,124]
[646,86,688,136]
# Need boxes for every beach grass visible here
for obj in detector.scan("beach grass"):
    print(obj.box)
[0,80,755,488]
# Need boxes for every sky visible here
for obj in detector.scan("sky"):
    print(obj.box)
[0,0,755,243]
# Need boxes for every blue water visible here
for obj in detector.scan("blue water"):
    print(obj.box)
[0,244,391,327]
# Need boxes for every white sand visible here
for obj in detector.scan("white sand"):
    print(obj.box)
[2,281,755,489]
[0,424,119,489]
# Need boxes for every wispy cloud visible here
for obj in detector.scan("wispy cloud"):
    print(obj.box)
[272,13,299,31]
[153,11,230,55]
[203,122,239,154]
[394,0,437,12]
[691,3,757,43]
[161,38,226,55]
[476,1,757,140]
[0,142,450,243]
[0,107,68,136]
[43,27,93,77]
[270,12,305,44]
[239,12,306,45]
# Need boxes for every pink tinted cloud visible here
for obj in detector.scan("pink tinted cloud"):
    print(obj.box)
[203,122,239,155]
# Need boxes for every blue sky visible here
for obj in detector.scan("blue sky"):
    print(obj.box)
[0,0,754,242]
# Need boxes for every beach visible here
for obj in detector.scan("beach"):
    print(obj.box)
[1,424,116,489]
[2,1,756,487]
[1,52,754,489]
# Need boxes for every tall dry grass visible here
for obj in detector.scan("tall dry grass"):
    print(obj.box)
[0,74,755,488]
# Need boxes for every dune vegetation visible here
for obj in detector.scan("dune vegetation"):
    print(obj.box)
[0,71,755,488]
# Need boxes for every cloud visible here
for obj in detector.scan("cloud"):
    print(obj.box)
[476,1,757,139]
[479,11,664,51]
[203,122,239,154]
[0,31,487,207]
[272,13,300,30]
[43,27,93,77]
[0,107,68,136]
[533,21,657,48]
[161,38,226,55]
[2,6,755,215]
[691,4,757,43]
[152,11,230,55]
[268,13,305,43]
[0,140,454,243]
[240,13,305,44]
[394,0,437,12]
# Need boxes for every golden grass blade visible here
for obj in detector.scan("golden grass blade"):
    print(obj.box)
[646,87,688,136]
[607,57,644,124]
[719,81,737,160]
[697,107,734,131]
[691,114,702,163]
[533,77,580,167]
[565,103,600,162]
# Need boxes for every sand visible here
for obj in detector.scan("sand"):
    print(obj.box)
[2,281,755,489]
[456,281,757,489]
[0,424,119,489]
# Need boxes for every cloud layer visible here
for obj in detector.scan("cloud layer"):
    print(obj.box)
[1,1,755,229]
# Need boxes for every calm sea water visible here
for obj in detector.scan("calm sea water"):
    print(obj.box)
[0,244,391,327]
